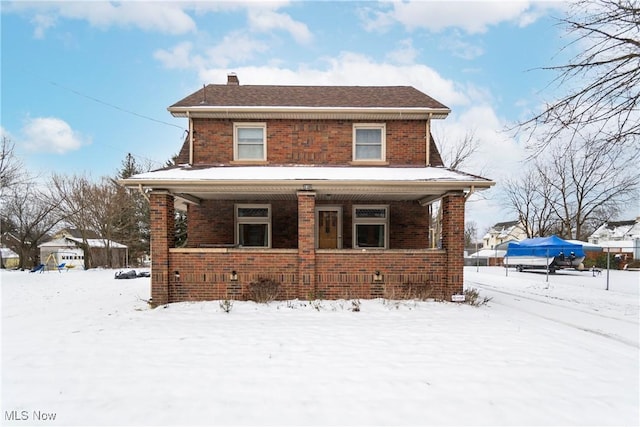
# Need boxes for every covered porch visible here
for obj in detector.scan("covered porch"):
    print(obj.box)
[123,166,492,304]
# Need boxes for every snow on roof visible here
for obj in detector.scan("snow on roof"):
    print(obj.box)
[39,237,127,249]
[126,165,491,184]
[1,247,19,258]
[468,249,506,258]
[68,237,127,249]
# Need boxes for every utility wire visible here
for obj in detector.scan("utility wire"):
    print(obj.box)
[47,80,186,131]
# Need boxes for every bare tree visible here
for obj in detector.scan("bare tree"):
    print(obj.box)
[0,183,63,269]
[504,134,637,240]
[51,174,97,269]
[0,136,26,199]
[436,130,481,171]
[503,165,559,238]
[517,0,640,159]
[431,131,482,245]
[464,221,478,247]
[541,136,638,240]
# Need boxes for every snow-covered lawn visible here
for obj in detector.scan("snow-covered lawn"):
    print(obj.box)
[1,266,638,426]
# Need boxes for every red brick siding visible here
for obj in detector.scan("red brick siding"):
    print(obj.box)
[441,193,465,295]
[314,250,448,299]
[191,119,428,165]
[166,249,448,301]
[168,250,300,301]
[150,192,175,305]
[297,191,316,289]
[185,200,429,250]
[187,200,298,248]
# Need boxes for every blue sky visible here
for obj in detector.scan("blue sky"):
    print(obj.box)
[4,0,620,232]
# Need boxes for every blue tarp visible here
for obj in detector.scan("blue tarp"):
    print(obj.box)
[505,235,585,258]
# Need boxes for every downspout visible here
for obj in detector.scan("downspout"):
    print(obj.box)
[465,185,476,201]
[426,113,432,166]
[188,111,193,165]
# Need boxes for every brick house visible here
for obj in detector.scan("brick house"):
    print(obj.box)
[120,74,494,304]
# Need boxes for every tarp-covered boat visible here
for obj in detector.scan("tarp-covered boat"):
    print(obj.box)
[503,235,585,272]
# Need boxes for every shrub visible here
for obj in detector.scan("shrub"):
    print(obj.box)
[247,277,280,303]
[219,298,234,313]
[463,288,492,307]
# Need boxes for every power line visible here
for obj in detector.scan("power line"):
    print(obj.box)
[46,80,186,131]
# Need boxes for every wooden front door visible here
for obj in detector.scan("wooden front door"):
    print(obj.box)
[316,207,342,249]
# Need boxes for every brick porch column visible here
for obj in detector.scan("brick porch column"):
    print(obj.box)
[441,191,465,298]
[150,191,175,305]
[297,190,316,299]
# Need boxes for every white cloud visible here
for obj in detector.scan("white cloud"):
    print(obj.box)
[197,51,470,108]
[9,1,197,37]
[247,8,313,44]
[205,32,270,68]
[386,38,419,64]
[154,42,196,70]
[362,0,562,34]
[22,117,90,154]
[155,33,270,70]
[1,126,11,140]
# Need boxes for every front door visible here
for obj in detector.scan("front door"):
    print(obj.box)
[316,207,342,249]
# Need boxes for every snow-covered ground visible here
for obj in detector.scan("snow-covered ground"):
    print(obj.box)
[1,266,638,426]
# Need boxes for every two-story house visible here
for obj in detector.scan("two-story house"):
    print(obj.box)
[120,74,494,304]
[482,220,529,249]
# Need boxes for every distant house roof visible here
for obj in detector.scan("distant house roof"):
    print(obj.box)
[56,228,101,239]
[483,220,527,241]
[1,247,19,259]
[39,237,127,249]
[491,220,520,229]
[589,218,640,242]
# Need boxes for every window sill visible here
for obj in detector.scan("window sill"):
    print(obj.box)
[349,160,389,166]
[230,160,269,165]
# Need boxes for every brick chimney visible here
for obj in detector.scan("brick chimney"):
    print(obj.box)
[227,73,239,85]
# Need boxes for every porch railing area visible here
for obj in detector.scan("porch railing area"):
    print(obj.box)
[156,247,453,302]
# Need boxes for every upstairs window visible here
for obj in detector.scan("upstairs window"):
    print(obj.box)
[353,123,385,161]
[353,205,389,249]
[234,123,266,161]
[235,204,271,247]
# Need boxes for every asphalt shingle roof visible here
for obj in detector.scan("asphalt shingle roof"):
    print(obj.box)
[169,84,449,110]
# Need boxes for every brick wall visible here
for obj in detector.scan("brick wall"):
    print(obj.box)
[166,248,448,301]
[297,191,316,291]
[186,199,430,250]
[150,192,175,305]
[191,119,429,165]
[168,249,300,301]
[441,192,465,296]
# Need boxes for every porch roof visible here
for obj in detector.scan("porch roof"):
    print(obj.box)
[120,165,494,208]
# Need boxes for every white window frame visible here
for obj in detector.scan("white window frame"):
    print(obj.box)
[235,204,272,248]
[353,123,386,161]
[234,122,267,161]
[352,205,389,249]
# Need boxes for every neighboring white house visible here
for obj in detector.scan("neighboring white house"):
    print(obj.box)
[38,236,128,269]
[588,218,640,260]
[1,247,20,269]
[482,220,529,249]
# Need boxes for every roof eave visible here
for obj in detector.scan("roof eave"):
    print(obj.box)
[119,178,494,192]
